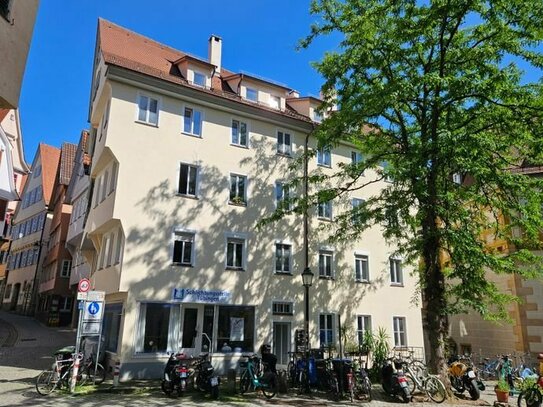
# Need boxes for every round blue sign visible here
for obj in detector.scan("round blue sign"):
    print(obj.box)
[88,301,100,315]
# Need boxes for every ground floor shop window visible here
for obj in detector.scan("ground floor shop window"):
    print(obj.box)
[216,305,254,352]
[103,303,122,353]
[136,303,180,353]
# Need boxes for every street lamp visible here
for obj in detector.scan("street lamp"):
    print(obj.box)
[302,266,313,392]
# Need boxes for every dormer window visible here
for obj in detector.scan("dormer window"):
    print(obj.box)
[193,71,206,87]
[246,88,258,102]
[270,96,280,110]
[313,110,323,122]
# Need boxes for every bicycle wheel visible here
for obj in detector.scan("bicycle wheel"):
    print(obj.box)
[425,376,446,403]
[287,361,295,387]
[239,370,251,394]
[518,389,543,407]
[85,363,106,385]
[261,373,277,399]
[405,373,417,395]
[36,370,56,396]
[410,360,428,381]
[328,373,340,401]
[297,369,310,394]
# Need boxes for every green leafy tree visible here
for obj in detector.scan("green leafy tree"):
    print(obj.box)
[298,0,543,377]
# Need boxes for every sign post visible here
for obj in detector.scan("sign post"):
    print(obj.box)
[73,287,105,391]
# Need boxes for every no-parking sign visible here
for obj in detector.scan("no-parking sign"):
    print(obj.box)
[78,278,91,293]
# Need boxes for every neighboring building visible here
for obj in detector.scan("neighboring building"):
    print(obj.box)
[0,0,40,108]
[2,144,59,313]
[35,142,77,326]
[449,165,543,361]
[0,109,30,301]
[80,19,425,379]
[65,130,92,326]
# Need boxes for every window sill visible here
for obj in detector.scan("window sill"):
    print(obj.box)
[229,201,247,207]
[176,193,198,200]
[317,163,332,169]
[230,143,249,149]
[171,263,193,267]
[135,120,159,128]
[274,272,293,276]
[355,280,370,284]
[319,276,334,280]
[182,132,202,138]
[317,217,333,222]
[390,283,404,287]
[276,152,292,158]
[225,267,245,271]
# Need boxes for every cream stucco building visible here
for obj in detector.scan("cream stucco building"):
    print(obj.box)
[81,19,425,379]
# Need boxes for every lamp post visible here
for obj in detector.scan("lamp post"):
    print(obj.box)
[302,266,313,392]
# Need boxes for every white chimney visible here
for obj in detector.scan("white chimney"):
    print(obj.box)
[208,35,222,73]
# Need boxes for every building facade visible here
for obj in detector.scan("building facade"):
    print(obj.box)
[0,109,30,301]
[79,19,425,379]
[35,142,77,326]
[0,0,40,109]
[2,144,59,313]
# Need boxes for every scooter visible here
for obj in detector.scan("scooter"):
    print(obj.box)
[381,358,411,403]
[161,352,191,397]
[193,353,220,399]
[448,356,481,400]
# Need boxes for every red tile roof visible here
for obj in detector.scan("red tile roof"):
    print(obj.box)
[98,19,313,124]
[59,143,77,185]
[39,144,61,206]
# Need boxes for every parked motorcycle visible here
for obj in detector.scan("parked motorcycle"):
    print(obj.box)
[192,353,220,399]
[448,356,481,400]
[381,358,411,403]
[161,352,191,397]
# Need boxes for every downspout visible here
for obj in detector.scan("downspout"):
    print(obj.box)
[29,211,48,316]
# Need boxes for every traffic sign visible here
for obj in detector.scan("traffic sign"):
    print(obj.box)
[78,278,91,293]
[83,300,103,321]
[77,292,87,300]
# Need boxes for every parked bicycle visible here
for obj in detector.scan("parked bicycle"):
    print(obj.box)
[350,351,372,401]
[36,350,84,395]
[239,351,277,399]
[401,358,446,403]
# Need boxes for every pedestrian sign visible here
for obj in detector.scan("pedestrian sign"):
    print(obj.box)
[88,302,100,315]
[83,299,103,321]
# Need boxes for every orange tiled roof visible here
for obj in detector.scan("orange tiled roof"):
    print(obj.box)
[59,143,77,185]
[39,144,61,206]
[98,19,313,124]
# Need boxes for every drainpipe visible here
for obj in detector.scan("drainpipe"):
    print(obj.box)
[28,212,48,316]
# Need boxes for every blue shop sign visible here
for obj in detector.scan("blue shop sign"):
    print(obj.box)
[173,288,231,304]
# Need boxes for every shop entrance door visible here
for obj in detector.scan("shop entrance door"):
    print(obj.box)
[180,304,215,356]
[273,322,291,368]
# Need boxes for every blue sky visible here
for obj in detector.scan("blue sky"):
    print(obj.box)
[19,0,336,160]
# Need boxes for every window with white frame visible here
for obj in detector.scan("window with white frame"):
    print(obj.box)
[277,131,291,156]
[357,315,372,345]
[313,110,323,122]
[352,151,363,164]
[103,99,111,130]
[231,119,248,147]
[94,176,101,207]
[60,296,73,311]
[183,106,202,136]
[272,301,293,315]
[269,95,280,109]
[246,88,258,102]
[136,303,180,353]
[107,233,115,267]
[172,231,194,266]
[275,243,292,274]
[114,229,124,265]
[319,250,333,278]
[178,163,198,197]
[354,254,369,282]
[393,316,407,347]
[229,174,247,205]
[60,260,72,278]
[109,162,118,194]
[452,173,463,185]
[101,170,109,202]
[352,198,364,224]
[317,147,331,167]
[319,313,335,347]
[137,95,159,125]
[390,258,403,285]
[226,237,245,270]
[193,71,206,87]
[317,197,332,219]
[275,181,291,211]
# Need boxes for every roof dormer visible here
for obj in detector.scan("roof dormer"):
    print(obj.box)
[223,73,291,111]
[174,55,215,89]
[287,96,324,122]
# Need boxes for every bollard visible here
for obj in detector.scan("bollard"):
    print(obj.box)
[113,360,121,387]
[71,353,82,393]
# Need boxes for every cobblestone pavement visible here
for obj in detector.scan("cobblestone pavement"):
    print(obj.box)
[0,311,507,406]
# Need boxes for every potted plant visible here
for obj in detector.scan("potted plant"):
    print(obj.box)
[518,377,543,407]
[495,378,510,403]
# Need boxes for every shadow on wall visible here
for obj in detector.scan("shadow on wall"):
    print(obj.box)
[120,126,393,378]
